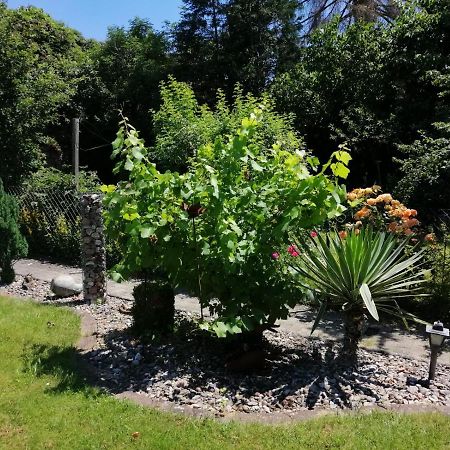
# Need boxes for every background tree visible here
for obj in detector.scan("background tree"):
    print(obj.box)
[301,0,401,36]
[173,0,302,101]
[78,18,173,181]
[0,4,92,187]
[221,0,302,95]
[172,0,227,102]
[395,68,450,208]
[271,0,450,200]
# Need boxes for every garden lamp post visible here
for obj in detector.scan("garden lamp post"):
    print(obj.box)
[426,321,449,381]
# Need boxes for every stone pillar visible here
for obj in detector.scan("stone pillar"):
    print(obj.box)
[81,194,106,303]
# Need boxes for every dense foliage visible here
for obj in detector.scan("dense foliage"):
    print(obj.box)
[150,78,303,172]
[394,66,450,208]
[173,0,302,100]
[0,180,28,283]
[271,0,450,207]
[103,108,350,336]
[2,0,450,207]
[0,3,94,187]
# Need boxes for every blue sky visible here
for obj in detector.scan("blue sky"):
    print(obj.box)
[7,0,184,40]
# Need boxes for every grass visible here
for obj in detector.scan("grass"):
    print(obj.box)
[0,295,449,450]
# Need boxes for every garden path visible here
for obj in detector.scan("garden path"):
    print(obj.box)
[13,258,450,366]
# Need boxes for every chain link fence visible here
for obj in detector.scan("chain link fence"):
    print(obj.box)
[7,187,83,265]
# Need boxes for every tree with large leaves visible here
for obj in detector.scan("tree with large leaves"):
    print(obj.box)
[103,107,350,337]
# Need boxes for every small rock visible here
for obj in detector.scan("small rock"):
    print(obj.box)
[50,275,82,297]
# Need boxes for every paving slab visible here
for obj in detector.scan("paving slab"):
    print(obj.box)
[13,258,450,365]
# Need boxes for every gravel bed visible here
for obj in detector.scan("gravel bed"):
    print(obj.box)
[2,274,450,416]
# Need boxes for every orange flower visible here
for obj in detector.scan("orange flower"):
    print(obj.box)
[388,222,398,232]
[404,228,413,236]
[339,230,347,239]
[375,193,393,203]
[354,207,370,220]
[366,198,377,206]
[403,218,419,228]
[425,233,436,243]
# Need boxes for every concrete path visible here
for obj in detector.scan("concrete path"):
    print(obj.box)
[13,258,450,365]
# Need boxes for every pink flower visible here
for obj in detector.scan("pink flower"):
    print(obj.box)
[271,252,280,260]
[287,245,299,257]
[310,231,318,238]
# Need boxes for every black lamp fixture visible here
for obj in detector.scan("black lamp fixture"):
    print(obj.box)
[426,321,449,381]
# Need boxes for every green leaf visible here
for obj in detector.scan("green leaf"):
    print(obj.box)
[213,322,229,338]
[128,133,139,146]
[124,158,134,171]
[132,147,144,160]
[140,227,154,238]
[202,242,211,255]
[110,271,123,282]
[311,299,327,335]
[334,150,352,165]
[210,174,219,198]
[123,212,139,221]
[250,160,264,172]
[359,283,379,321]
[331,162,350,179]
[100,184,116,193]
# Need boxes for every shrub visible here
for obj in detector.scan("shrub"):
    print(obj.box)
[103,107,350,337]
[288,227,427,364]
[132,278,175,335]
[150,78,303,173]
[407,233,450,323]
[344,185,421,237]
[0,180,28,283]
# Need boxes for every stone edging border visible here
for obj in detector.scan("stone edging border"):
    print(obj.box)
[76,310,450,424]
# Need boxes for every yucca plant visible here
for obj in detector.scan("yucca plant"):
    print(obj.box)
[289,227,428,363]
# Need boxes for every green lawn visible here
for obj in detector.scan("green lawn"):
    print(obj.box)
[0,296,449,450]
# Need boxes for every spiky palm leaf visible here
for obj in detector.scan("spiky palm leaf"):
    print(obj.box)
[289,227,428,333]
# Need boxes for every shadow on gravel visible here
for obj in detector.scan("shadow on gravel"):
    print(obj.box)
[19,314,399,411]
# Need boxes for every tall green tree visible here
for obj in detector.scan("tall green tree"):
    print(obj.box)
[173,0,302,100]
[271,0,450,196]
[71,18,174,182]
[222,0,302,95]
[173,0,227,102]
[0,4,92,187]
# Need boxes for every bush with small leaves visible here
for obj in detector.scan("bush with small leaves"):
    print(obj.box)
[0,180,28,284]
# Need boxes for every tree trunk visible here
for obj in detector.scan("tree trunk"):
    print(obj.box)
[342,308,365,365]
